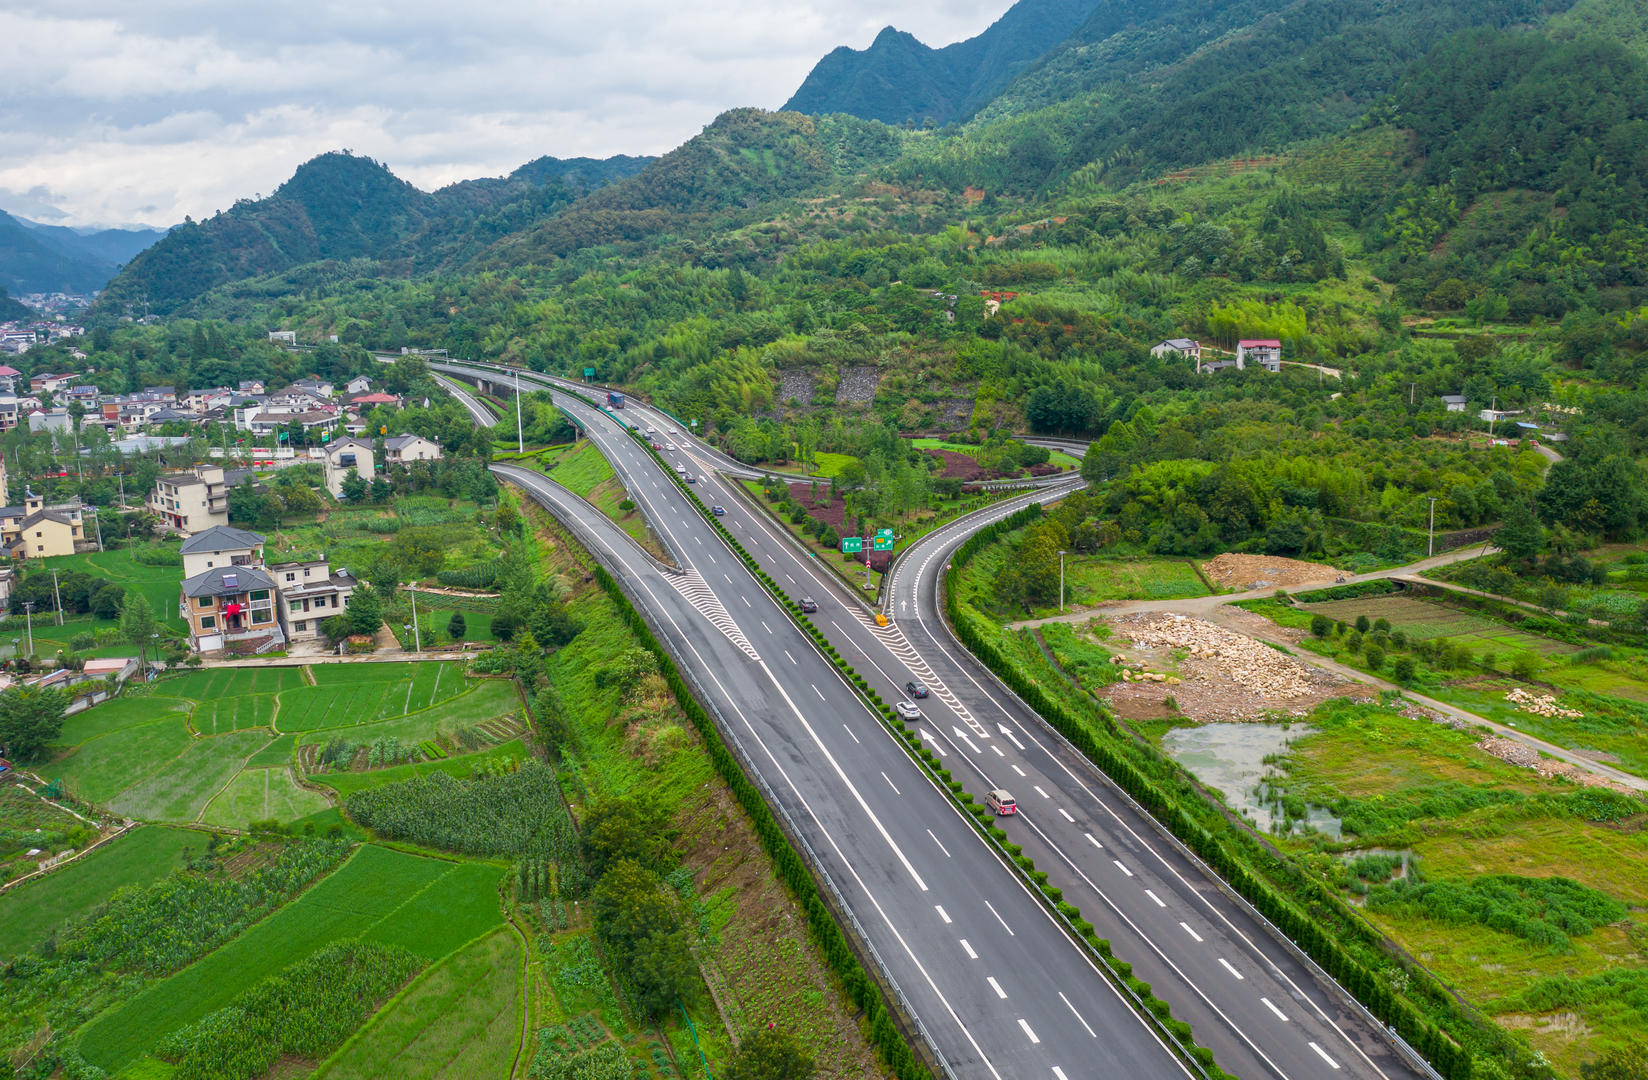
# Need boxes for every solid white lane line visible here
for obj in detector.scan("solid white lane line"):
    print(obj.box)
[1262,997,1289,1022]
[1059,992,1097,1038]
[1113,860,1133,877]
[1310,1043,1341,1070]
[1145,889,1166,908]
[935,905,951,924]
[1085,832,1103,850]
[984,900,1014,936]
[1011,764,1025,777]
[927,829,951,857]
[843,724,859,744]
[960,939,977,959]
[1219,958,1244,981]
[1181,922,1203,943]
[882,772,901,795]
[785,650,796,664]
[1058,808,1075,823]
[987,976,1007,999]
[1034,785,1050,799]
[1018,1019,1040,1045]
[812,684,825,701]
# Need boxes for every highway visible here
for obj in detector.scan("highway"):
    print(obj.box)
[487,393,1192,1079]
[433,361,1432,1080]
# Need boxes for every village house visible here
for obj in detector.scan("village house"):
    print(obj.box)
[0,491,93,560]
[270,559,357,642]
[0,365,21,393]
[1235,339,1283,372]
[322,437,375,498]
[1150,338,1203,362]
[27,408,71,433]
[344,375,374,395]
[148,464,232,535]
[28,372,75,395]
[383,434,443,466]
[181,562,281,653]
[1440,395,1469,413]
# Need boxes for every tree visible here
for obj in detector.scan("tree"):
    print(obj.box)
[119,593,161,672]
[280,484,323,517]
[1364,644,1386,672]
[1580,1040,1648,1080]
[583,797,674,878]
[722,1026,817,1080]
[1391,656,1417,684]
[0,685,70,762]
[446,612,467,640]
[1495,498,1545,563]
[347,588,384,638]
[591,858,695,1017]
[340,472,369,503]
[1310,615,1331,638]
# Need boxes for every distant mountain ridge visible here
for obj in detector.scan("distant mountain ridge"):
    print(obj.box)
[95,151,652,317]
[782,0,1100,126]
[0,209,165,296]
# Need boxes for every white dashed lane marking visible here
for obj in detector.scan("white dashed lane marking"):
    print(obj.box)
[1262,997,1289,1022]
[987,976,1007,999]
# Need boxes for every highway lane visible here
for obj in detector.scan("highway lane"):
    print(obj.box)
[437,361,1428,1080]
[488,417,1189,1078]
[651,443,1427,1080]
[430,372,498,427]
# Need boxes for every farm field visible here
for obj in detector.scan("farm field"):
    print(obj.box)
[313,738,528,798]
[296,679,523,753]
[58,695,191,745]
[279,662,468,731]
[105,729,270,821]
[0,825,196,956]
[200,765,331,828]
[1249,700,1648,1072]
[1300,594,1578,657]
[77,844,503,1073]
[315,926,523,1080]
[37,546,190,634]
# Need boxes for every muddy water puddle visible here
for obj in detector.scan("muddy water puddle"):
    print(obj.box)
[1161,722,1342,836]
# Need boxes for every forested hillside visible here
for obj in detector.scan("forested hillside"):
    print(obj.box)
[0,209,122,295]
[782,0,1098,126]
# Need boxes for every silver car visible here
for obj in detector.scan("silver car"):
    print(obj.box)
[895,700,923,721]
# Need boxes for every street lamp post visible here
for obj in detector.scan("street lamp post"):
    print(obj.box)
[1058,550,1068,613]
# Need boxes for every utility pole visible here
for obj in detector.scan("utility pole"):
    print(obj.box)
[21,602,34,659]
[1427,497,1438,558]
[1059,550,1068,612]
[1489,395,1498,440]
[92,507,104,552]
[50,569,64,625]
[515,369,524,454]
[409,586,422,653]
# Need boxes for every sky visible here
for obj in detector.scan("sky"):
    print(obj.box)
[0,0,1013,230]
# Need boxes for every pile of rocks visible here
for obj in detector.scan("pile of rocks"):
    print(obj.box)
[1115,613,1315,699]
[1505,687,1583,719]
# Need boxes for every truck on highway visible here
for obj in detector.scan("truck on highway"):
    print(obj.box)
[607,391,625,408]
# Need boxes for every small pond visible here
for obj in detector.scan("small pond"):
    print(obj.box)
[1161,722,1343,837]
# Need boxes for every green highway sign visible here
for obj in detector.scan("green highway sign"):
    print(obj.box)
[840,537,864,553]
[876,528,895,538]
[583,368,597,379]
[873,537,895,551]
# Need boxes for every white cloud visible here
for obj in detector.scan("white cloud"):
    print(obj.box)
[0,0,1014,227]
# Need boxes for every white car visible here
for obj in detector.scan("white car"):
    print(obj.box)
[665,443,677,451]
[894,701,923,721]
[668,428,679,436]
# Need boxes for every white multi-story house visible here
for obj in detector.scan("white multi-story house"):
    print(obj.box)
[270,559,357,642]
[383,434,443,466]
[149,464,232,535]
[1235,339,1283,371]
[322,438,375,498]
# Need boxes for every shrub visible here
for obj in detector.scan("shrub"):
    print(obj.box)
[1511,653,1541,681]
[1309,615,1331,638]
[1364,645,1386,672]
[1355,615,1371,634]
[1392,656,1417,684]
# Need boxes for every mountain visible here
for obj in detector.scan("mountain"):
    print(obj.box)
[890,0,1579,195]
[18,218,167,267]
[0,208,124,295]
[782,0,1100,126]
[96,151,653,317]
[0,287,28,320]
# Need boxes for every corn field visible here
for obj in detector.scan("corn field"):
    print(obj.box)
[345,760,577,860]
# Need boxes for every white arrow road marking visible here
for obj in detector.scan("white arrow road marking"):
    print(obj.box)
[998,724,1025,749]
[953,727,981,754]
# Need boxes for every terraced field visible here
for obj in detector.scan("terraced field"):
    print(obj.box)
[1300,594,1578,656]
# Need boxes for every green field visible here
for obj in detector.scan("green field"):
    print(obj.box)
[77,844,503,1072]
[191,693,278,734]
[161,666,307,699]
[200,766,332,828]
[314,739,529,798]
[50,719,195,804]
[298,681,521,750]
[315,927,524,1080]
[278,664,467,731]
[1301,594,1577,657]
[37,547,190,634]
[58,696,191,746]
[106,730,270,821]
[0,826,196,956]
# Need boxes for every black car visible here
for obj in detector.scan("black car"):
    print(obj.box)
[905,680,929,699]
[799,597,818,613]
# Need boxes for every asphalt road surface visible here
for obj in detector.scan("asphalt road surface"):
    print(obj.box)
[438,361,1432,1080]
